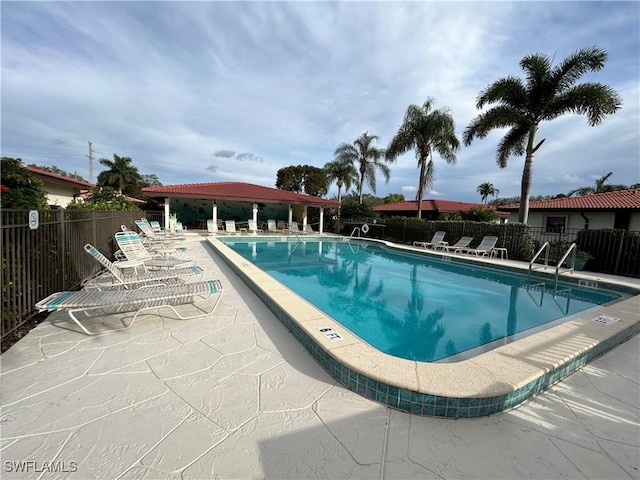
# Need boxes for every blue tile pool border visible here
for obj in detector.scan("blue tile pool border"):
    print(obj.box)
[209,238,640,418]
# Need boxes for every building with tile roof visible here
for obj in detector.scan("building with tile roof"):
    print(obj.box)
[24,165,95,208]
[497,189,640,231]
[373,199,505,220]
[142,182,340,233]
[23,165,146,207]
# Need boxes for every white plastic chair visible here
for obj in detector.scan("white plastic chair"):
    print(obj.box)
[225,220,240,235]
[248,219,263,235]
[413,231,446,249]
[460,236,499,256]
[266,219,276,233]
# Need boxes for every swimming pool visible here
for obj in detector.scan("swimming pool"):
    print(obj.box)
[218,237,620,362]
[209,235,639,417]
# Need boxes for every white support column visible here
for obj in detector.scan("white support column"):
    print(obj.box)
[302,206,308,228]
[288,204,293,225]
[319,207,324,233]
[212,201,218,233]
[252,202,258,222]
[164,199,170,230]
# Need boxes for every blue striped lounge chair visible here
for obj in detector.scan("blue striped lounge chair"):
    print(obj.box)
[36,280,223,335]
[83,244,203,289]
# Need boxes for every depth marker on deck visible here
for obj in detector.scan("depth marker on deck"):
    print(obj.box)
[592,315,620,325]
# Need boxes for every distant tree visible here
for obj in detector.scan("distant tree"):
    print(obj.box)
[1,157,49,209]
[464,46,622,223]
[27,164,87,182]
[477,182,500,203]
[276,166,304,193]
[339,195,379,220]
[97,154,142,195]
[386,98,459,218]
[67,187,140,211]
[334,132,390,204]
[140,174,162,187]
[383,193,405,204]
[276,165,328,196]
[459,207,499,222]
[303,167,329,197]
[323,158,358,207]
[567,172,631,197]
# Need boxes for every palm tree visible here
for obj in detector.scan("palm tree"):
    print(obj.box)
[386,98,459,218]
[334,132,389,204]
[463,46,622,223]
[477,182,500,203]
[97,154,141,195]
[568,171,615,197]
[323,158,357,207]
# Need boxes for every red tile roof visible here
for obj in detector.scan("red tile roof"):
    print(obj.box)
[25,165,95,188]
[498,189,640,211]
[142,182,340,207]
[374,199,490,212]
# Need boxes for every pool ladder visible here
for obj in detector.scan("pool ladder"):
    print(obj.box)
[527,242,576,313]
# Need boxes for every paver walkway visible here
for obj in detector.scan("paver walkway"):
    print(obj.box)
[1,236,638,479]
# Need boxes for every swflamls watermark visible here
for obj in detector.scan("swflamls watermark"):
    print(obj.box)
[4,461,78,473]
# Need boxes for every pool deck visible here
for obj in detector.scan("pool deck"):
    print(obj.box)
[1,234,638,479]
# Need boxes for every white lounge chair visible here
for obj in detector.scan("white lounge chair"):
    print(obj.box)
[36,280,223,335]
[150,221,164,233]
[83,244,203,289]
[207,219,218,235]
[303,224,315,234]
[460,236,498,256]
[114,231,193,269]
[135,219,186,244]
[266,219,280,234]
[288,222,301,234]
[225,220,240,235]
[247,219,263,235]
[442,236,474,254]
[413,231,446,249]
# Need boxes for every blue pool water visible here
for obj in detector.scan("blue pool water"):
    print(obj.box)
[222,238,620,362]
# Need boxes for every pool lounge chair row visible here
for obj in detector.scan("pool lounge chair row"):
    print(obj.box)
[414,233,504,257]
[37,228,223,335]
[206,219,316,235]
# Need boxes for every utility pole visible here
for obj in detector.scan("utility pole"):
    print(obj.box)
[87,141,93,183]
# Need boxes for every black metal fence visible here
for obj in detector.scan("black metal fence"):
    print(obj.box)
[1,209,144,338]
[3,210,638,339]
[340,218,640,278]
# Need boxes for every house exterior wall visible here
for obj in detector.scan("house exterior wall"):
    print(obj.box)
[42,182,79,207]
[508,211,638,230]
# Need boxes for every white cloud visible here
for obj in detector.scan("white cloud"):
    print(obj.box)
[1,1,638,201]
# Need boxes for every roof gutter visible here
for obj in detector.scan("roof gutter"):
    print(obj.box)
[580,211,589,230]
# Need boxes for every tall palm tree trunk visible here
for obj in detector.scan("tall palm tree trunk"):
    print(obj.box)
[519,127,538,223]
[417,161,427,219]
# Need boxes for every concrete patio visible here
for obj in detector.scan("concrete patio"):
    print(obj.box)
[1,236,638,479]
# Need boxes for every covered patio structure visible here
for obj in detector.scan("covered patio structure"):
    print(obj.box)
[141,182,340,233]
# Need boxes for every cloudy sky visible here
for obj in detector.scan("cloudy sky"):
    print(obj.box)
[2,1,638,203]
